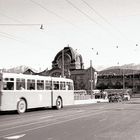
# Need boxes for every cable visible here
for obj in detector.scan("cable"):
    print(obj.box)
[81,0,137,44]
[65,0,105,28]
[0,11,22,23]
[81,0,112,26]
[0,24,42,26]
[0,31,24,43]
[0,31,31,44]
[65,0,121,40]
[29,0,78,28]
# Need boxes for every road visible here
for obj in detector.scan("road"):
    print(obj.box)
[0,100,140,140]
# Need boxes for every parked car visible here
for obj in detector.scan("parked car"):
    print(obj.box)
[108,93,123,102]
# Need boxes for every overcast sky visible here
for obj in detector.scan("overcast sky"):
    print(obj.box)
[0,0,140,71]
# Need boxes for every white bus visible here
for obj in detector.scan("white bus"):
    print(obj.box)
[0,73,74,114]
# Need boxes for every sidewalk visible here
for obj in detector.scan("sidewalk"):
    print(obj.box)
[74,98,109,105]
[127,97,140,104]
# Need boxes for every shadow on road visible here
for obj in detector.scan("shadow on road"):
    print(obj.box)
[0,107,55,115]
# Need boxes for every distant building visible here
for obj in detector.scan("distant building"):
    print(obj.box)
[97,69,140,93]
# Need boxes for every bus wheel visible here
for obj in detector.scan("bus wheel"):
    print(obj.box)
[17,99,26,114]
[56,97,62,110]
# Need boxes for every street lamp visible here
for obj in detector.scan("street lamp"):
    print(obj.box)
[40,24,44,29]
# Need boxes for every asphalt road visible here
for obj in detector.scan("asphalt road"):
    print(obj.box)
[0,100,140,140]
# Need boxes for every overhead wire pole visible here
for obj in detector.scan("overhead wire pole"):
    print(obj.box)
[61,48,65,78]
[90,48,99,99]
[90,60,93,99]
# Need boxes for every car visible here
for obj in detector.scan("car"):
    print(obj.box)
[123,93,130,101]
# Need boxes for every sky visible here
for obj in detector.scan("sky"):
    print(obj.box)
[0,0,140,71]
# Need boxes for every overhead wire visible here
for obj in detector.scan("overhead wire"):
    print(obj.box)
[81,0,114,27]
[65,0,137,45]
[65,0,128,48]
[0,10,24,42]
[0,31,29,44]
[0,24,42,26]
[0,11,22,23]
[0,10,43,46]
[65,0,107,30]
[29,0,78,29]
[81,0,137,45]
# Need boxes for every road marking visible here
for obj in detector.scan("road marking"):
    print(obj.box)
[4,134,26,139]
[39,115,53,119]
[76,110,85,113]
[1,110,107,139]
[99,118,107,122]
[99,106,105,109]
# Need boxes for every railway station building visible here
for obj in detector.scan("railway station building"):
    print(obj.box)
[24,46,97,91]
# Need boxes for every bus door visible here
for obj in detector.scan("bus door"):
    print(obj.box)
[51,80,60,106]
[42,80,52,107]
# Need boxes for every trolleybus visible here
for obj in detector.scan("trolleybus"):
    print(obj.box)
[0,73,74,114]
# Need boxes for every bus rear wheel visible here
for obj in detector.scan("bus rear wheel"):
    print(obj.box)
[17,99,26,114]
[56,97,62,110]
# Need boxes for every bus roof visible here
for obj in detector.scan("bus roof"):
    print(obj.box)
[0,72,73,82]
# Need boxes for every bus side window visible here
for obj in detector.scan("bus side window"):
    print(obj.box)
[27,79,35,90]
[70,82,74,90]
[45,80,52,90]
[16,78,25,90]
[60,82,66,90]
[66,83,68,90]
[3,78,14,90]
[66,82,70,90]
[53,81,59,90]
[37,80,44,90]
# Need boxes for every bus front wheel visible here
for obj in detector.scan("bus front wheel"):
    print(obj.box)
[56,97,62,110]
[17,99,26,114]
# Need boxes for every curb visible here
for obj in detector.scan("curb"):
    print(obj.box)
[74,99,109,105]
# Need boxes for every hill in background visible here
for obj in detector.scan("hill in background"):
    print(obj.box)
[1,63,140,75]
[0,65,38,74]
[98,63,140,75]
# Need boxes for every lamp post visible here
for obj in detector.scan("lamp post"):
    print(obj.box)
[90,48,98,99]
[90,60,93,99]
[61,48,65,77]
